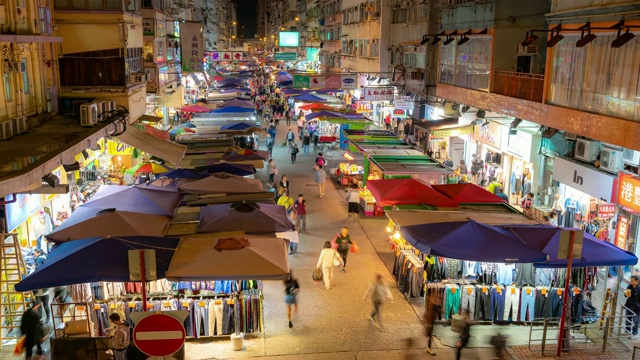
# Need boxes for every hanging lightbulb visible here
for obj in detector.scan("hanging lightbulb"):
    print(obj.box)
[386,226,392,233]
[393,231,401,239]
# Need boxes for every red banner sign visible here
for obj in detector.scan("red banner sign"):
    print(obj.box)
[597,204,616,218]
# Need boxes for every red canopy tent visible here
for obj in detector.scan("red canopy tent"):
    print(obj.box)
[366,179,458,207]
[298,103,334,111]
[432,183,504,204]
[181,105,211,113]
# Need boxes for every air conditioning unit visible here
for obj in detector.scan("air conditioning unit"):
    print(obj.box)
[130,74,146,84]
[95,101,106,121]
[106,100,116,113]
[0,120,13,140]
[623,148,640,166]
[574,138,600,163]
[11,116,27,134]
[600,146,624,174]
[80,103,98,127]
[518,44,538,55]
[564,132,577,140]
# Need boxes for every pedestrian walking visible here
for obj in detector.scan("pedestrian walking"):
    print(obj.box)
[284,270,300,328]
[490,331,508,360]
[266,135,274,158]
[316,241,342,290]
[403,338,420,360]
[363,273,393,329]
[277,190,294,215]
[423,295,441,356]
[456,309,471,360]
[286,128,295,146]
[625,275,640,337]
[302,131,311,156]
[335,226,353,273]
[290,142,299,164]
[20,300,45,360]
[314,165,327,198]
[105,313,130,360]
[268,159,278,183]
[347,187,360,220]
[520,192,535,215]
[293,194,307,235]
[279,175,290,196]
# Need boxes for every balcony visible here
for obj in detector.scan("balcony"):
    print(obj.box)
[54,0,139,11]
[492,70,544,103]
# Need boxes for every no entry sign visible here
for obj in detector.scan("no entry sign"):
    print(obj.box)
[133,313,186,357]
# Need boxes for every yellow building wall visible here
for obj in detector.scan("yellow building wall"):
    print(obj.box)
[54,12,143,55]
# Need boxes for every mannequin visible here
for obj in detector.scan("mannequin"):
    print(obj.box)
[32,210,53,252]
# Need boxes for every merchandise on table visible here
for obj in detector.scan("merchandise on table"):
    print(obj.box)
[338,162,364,187]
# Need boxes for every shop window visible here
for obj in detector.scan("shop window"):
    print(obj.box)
[143,42,154,62]
[548,33,640,122]
[371,39,379,58]
[3,73,12,102]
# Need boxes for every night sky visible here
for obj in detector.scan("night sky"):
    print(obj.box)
[235,0,258,39]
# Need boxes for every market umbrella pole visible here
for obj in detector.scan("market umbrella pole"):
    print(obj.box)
[557,230,575,356]
[140,250,148,312]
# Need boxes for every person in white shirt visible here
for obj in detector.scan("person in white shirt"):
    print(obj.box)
[316,241,342,290]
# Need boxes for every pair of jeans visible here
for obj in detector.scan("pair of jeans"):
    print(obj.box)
[520,287,536,321]
[626,308,639,335]
[113,349,127,360]
[338,248,349,268]
[460,285,476,319]
[289,241,298,253]
[303,144,310,155]
[295,214,306,233]
[475,286,492,320]
[268,173,275,183]
[504,286,520,321]
[370,300,382,323]
[444,285,461,320]
[37,294,50,322]
[491,287,506,321]
[291,153,297,163]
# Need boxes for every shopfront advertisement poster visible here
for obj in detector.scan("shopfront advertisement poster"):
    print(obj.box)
[180,22,203,72]
[502,128,532,161]
[341,75,357,89]
[553,157,615,203]
[617,172,640,212]
[597,203,616,218]
[293,75,310,89]
[6,194,42,232]
[309,76,325,89]
[325,75,341,89]
[363,87,394,102]
[473,120,502,149]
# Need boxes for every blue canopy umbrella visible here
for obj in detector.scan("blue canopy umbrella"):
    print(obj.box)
[178,122,197,128]
[220,122,260,132]
[499,225,639,268]
[159,168,206,179]
[278,80,293,87]
[198,202,294,233]
[210,106,255,114]
[15,236,180,291]
[400,221,548,263]
[195,163,255,176]
[292,93,327,102]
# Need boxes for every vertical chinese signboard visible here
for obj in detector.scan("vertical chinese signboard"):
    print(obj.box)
[180,22,203,72]
[616,215,629,250]
[615,172,640,250]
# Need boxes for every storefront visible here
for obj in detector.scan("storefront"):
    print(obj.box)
[615,173,640,272]
[472,120,503,186]
[551,156,616,239]
[499,127,541,205]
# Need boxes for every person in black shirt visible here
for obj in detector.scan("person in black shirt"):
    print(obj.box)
[625,275,640,337]
[21,300,45,360]
[284,271,300,328]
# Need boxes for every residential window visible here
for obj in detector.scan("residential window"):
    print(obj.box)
[548,33,640,121]
[21,59,29,94]
[438,36,491,91]
[3,73,12,102]
[371,39,379,57]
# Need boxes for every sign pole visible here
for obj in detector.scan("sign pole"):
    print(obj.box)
[140,249,147,312]
[557,229,575,356]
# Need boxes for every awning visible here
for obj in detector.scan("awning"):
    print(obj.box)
[139,114,164,123]
[116,126,187,165]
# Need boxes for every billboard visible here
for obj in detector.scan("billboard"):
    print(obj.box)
[279,32,300,47]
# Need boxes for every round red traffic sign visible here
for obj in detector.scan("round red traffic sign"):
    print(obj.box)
[133,313,186,357]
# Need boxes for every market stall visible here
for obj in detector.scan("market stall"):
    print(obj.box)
[365,154,452,185]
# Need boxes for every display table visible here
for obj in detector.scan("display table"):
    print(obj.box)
[50,337,185,360]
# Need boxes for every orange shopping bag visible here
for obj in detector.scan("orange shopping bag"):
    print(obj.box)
[350,243,360,253]
[13,336,25,355]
